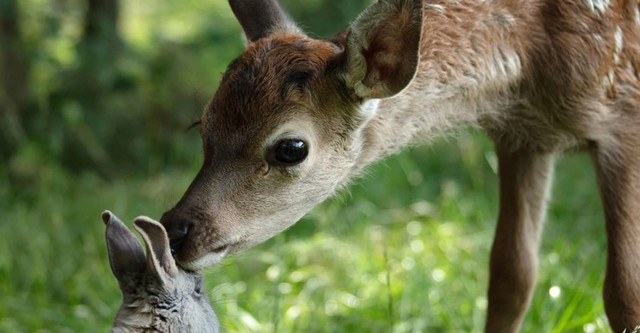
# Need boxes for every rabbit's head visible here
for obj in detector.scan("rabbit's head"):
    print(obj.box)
[102,211,219,333]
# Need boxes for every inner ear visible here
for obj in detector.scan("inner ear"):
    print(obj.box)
[343,0,423,99]
[133,216,179,285]
[103,211,146,289]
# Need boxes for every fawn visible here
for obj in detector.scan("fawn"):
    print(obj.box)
[160,0,640,331]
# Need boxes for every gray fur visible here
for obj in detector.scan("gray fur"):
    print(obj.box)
[102,211,219,333]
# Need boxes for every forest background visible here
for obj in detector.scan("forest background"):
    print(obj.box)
[0,0,609,332]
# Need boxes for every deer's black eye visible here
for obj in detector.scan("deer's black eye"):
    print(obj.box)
[274,139,308,165]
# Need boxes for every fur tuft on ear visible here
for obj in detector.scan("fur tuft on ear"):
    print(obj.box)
[343,0,423,99]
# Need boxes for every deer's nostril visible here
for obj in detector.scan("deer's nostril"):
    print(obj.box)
[168,221,192,255]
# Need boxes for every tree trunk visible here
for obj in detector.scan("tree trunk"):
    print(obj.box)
[58,0,122,177]
[0,0,28,157]
[77,0,121,93]
[82,0,120,54]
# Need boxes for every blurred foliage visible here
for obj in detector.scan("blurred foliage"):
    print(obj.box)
[0,0,372,190]
[0,0,610,332]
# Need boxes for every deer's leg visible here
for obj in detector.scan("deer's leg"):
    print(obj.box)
[590,133,640,332]
[485,148,555,333]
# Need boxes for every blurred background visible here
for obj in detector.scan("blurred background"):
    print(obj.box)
[0,0,610,332]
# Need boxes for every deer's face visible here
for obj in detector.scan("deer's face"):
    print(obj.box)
[162,34,372,269]
[161,0,422,270]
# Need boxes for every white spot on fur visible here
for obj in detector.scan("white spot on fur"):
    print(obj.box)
[602,69,615,89]
[360,99,380,120]
[425,3,445,12]
[613,26,623,65]
[585,0,610,13]
[487,48,522,84]
[593,34,604,43]
[504,52,522,75]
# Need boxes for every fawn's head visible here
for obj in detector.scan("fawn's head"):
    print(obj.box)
[103,211,219,333]
[161,0,423,270]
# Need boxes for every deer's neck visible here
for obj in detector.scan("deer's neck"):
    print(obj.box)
[356,0,537,168]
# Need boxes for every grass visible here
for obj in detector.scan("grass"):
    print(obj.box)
[6,0,613,331]
[0,132,611,332]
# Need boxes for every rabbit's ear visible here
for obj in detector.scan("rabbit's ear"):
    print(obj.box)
[134,216,179,286]
[103,211,146,289]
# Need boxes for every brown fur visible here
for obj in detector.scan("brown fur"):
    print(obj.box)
[161,0,640,331]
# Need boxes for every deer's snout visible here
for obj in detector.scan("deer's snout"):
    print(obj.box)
[160,209,193,256]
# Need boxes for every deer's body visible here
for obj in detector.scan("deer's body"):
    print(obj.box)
[161,0,640,331]
[369,0,640,160]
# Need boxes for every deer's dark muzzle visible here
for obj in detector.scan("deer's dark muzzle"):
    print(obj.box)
[160,209,194,256]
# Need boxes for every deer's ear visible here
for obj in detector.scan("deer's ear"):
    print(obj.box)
[229,0,301,42]
[342,0,422,99]
[103,211,146,289]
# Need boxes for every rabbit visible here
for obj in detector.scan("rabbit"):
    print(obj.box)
[102,211,219,333]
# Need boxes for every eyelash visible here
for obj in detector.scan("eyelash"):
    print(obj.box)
[187,120,201,132]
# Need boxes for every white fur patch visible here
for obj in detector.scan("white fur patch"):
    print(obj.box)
[360,99,381,120]
[504,51,522,75]
[179,248,229,271]
[487,48,522,84]
[425,3,445,13]
[585,0,610,13]
[602,69,615,89]
[613,26,623,65]
[593,33,604,42]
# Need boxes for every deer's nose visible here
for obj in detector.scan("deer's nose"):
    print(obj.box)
[169,223,191,255]
[161,210,193,255]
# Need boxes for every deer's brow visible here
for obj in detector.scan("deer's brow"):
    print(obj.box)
[281,68,314,97]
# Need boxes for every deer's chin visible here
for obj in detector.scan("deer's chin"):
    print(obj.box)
[177,246,230,271]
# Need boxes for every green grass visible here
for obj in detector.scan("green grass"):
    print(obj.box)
[0,133,609,332]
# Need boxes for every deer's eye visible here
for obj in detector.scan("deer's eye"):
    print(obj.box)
[273,139,308,165]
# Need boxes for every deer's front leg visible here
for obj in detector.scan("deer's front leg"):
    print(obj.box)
[485,148,555,333]
[591,133,640,332]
